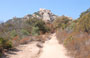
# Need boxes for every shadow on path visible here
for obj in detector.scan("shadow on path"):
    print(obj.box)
[1,48,22,58]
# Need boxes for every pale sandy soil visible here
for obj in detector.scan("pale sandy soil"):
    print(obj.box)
[4,33,70,58]
[39,33,70,58]
[6,42,41,58]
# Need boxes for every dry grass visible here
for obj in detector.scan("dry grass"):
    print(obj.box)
[32,33,51,43]
[20,37,31,44]
[56,30,90,58]
[12,36,20,46]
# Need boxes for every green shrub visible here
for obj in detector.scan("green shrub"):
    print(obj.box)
[53,16,72,29]
[0,37,12,57]
[26,18,50,34]
[76,12,90,33]
[3,40,12,49]
[32,26,39,36]
[34,19,49,33]
[10,30,17,38]
[66,21,76,32]
[26,18,39,26]
[0,37,12,49]
[80,8,90,18]
[21,29,30,36]
[64,36,73,45]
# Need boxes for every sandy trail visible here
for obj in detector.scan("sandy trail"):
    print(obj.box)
[4,33,70,58]
[5,42,40,58]
[39,33,70,58]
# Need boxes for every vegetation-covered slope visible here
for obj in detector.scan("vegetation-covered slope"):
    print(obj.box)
[0,17,50,57]
[0,8,90,58]
[56,8,90,58]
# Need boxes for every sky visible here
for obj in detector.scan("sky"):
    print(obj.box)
[0,0,90,22]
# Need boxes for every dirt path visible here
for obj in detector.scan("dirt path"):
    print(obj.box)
[39,33,70,58]
[5,42,41,58]
[4,33,70,58]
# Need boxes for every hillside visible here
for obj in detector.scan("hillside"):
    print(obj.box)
[0,8,90,58]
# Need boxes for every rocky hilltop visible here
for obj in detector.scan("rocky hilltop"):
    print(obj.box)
[2,8,73,25]
[24,8,57,22]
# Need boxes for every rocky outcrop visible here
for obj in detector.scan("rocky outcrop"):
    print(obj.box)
[5,8,72,23]
[38,8,57,22]
[23,8,57,22]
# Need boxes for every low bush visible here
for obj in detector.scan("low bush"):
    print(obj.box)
[0,37,12,57]
[32,26,40,36]
[21,29,30,36]
[65,21,76,33]
[26,18,50,35]
[53,16,72,29]
[10,30,17,38]
[56,30,90,58]
[75,12,90,33]
[20,37,31,44]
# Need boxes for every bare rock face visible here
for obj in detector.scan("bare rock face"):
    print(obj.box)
[26,8,57,22]
[39,8,57,22]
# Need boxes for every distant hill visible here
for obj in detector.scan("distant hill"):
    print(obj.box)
[23,8,57,22]
[0,8,73,38]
